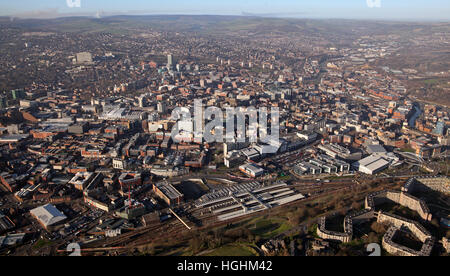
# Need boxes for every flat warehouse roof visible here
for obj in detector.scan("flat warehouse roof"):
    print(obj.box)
[365,159,389,171]
[30,204,67,227]
[155,181,183,200]
[359,154,389,167]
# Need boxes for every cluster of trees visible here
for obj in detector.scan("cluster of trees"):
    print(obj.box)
[188,226,261,254]
[284,190,367,229]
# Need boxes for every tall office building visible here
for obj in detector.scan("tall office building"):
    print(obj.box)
[167,54,173,68]
[433,121,445,136]
[157,102,166,114]
[11,89,25,100]
[138,96,146,108]
[0,96,6,109]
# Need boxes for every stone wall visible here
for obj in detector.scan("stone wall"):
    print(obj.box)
[403,176,449,195]
[316,216,352,243]
[377,211,434,256]
[316,210,375,244]
[443,237,450,253]
[365,190,431,221]
[381,225,434,256]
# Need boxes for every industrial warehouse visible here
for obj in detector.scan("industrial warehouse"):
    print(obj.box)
[195,181,305,221]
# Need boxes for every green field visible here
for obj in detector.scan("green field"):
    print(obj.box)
[247,217,291,239]
[203,244,258,256]
[424,79,441,85]
[400,148,416,153]
[32,239,54,250]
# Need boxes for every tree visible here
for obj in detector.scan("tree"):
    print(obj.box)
[214,228,225,239]
[367,232,379,244]
[302,209,309,219]
[287,212,301,226]
[371,222,387,234]
[351,201,361,210]
[144,244,156,255]
[309,207,321,218]
[296,239,304,252]
[190,236,203,254]
[336,250,349,256]
[297,208,306,219]
[254,235,261,244]
[431,218,440,228]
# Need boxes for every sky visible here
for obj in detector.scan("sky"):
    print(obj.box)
[1,0,449,21]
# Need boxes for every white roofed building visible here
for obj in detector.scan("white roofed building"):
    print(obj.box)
[30,204,67,229]
[353,154,390,175]
[239,163,265,178]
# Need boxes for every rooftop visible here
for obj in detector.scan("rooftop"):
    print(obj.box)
[155,181,183,200]
[30,204,67,227]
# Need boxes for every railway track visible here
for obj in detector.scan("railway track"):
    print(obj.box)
[80,182,357,254]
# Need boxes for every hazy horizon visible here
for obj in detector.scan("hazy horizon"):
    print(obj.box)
[1,0,449,21]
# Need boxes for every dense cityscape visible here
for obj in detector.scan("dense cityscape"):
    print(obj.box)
[0,14,449,257]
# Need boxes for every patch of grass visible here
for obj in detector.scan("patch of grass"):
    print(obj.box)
[277,175,292,181]
[203,243,258,256]
[400,148,416,153]
[424,79,441,85]
[309,224,320,239]
[32,239,53,250]
[342,238,365,248]
[247,217,291,239]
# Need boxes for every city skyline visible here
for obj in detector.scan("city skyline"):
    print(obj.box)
[0,0,449,259]
[1,0,450,21]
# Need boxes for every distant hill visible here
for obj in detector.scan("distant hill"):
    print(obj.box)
[1,15,448,38]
